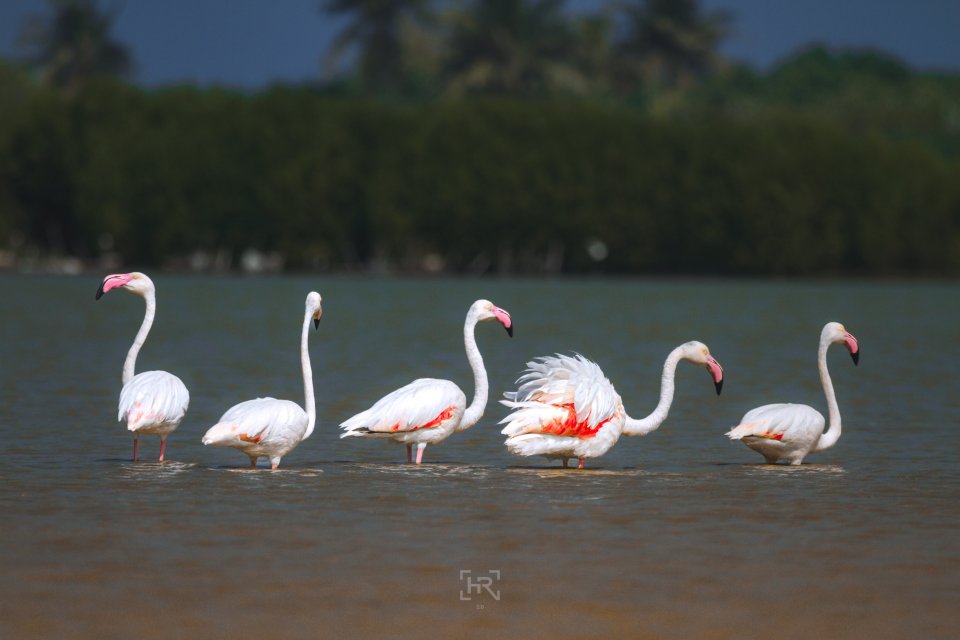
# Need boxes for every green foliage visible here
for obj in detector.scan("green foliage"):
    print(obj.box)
[1,79,957,276]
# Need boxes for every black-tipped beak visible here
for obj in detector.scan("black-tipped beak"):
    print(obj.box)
[714,378,723,396]
[95,283,105,300]
[505,324,513,338]
[850,350,859,366]
[313,317,321,330]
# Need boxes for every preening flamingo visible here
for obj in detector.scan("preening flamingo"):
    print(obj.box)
[500,342,724,469]
[726,322,859,465]
[340,299,513,464]
[202,292,322,469]
[96,272,190,462]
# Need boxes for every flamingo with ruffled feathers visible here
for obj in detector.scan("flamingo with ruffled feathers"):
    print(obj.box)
[340,299,512,464]
[501,342,724,469]
[96,272,189,462]
[202,292,322,469]
[726,322,859,465]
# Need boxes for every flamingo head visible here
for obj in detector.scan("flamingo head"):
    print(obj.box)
[306,291,323,329]
[681,341,724,395]
[824,322,859,365]
[95,272,154,300]
[471,299,513,337]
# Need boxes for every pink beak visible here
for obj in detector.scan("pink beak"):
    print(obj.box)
[96,273,132,300]
[492,305,513,337]
[707,357,724,395]
[844,332,860,365]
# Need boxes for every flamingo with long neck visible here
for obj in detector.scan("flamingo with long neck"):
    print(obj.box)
[202,292,322,469]
[726,322,859,465]
[501,342,724,469]
[340,299,513,464]
[96,272,190,462]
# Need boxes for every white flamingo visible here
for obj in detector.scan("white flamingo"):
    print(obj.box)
[202,292,322,469]
[96,272,190,462]
[726,322,859,465]
[500,342,724,469]
[340,299,513,464]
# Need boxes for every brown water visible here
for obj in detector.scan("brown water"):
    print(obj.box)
[1,274,957,639]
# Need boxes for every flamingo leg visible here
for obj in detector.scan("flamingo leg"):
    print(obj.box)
[132,433,139,462]
[249,456,258,468]
[406,445,413,464]
[415,443,426,465]
[158,437,166,463]
[578,457,585,470]
[561,458,569,468]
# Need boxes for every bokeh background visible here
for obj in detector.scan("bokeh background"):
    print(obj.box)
[0,0,958,277]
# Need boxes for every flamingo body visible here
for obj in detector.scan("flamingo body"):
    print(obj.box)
[502,343,724,468]
[119,370,189,437]
[202,398,308,468]
[202,291,322,469]
[500,354,625,466]
[340,299,512,464]
[726,403,825,465]
[340,378,467,447]
[726,322,859,465]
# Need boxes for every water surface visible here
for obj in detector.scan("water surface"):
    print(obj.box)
[1,275,957,639]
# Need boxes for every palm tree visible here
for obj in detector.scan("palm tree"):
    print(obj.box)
[322,0,435,93]
[612,0,731,91]
[442,0,586,97]
[18,0,132,95]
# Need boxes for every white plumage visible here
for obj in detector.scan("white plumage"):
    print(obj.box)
[97,271,190,462]
[726,322,859,465]
[340,299,513,464]
[202,291,322,469]
[501,342,725,469]
[119,370,189,435]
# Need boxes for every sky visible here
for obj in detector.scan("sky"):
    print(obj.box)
[0,0,957,89]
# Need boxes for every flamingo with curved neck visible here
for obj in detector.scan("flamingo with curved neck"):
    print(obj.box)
[726,322,859,465]
[96,272,190,462]
[202,292,322,469]
[501,341,724,469]
[340,299,513,464]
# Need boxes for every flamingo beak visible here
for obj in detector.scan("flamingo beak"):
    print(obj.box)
[844,332,859,366]
[313,312,322,330]
[707,357,724,395]
[95,282,106,300]
[96,273,131,300]
[492,306,513,337]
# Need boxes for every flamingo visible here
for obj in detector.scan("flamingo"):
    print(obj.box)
[201,292,322,469]
[340,299,513,464]
[726,322,859,465]
[500,342,724,469]
[96,272,190,462]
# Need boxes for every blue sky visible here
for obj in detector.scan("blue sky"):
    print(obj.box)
[0,0,957,89]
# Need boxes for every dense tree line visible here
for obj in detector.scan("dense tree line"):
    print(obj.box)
[0,71,957,276]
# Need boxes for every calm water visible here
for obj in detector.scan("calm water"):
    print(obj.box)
[1,274,957,639]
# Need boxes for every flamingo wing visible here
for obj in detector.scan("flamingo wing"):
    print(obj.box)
[119,370,190,430]
[203,397,309,446]
[340,378,466,436]
[501,354,622,438]
[725,403,825,442]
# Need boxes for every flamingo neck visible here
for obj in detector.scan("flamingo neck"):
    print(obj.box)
[622,346,682,436]
[458,313,487,431]
[813,338,841,452]
[123,290,155,385]
[300,309,316,440]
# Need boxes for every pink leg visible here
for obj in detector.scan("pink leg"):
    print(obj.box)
[249,456,258,468]
[132,434,139,462]
[415,444,426,465]
[406,445,413,464]
[158,438,166,463]
[578,458,585,470]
